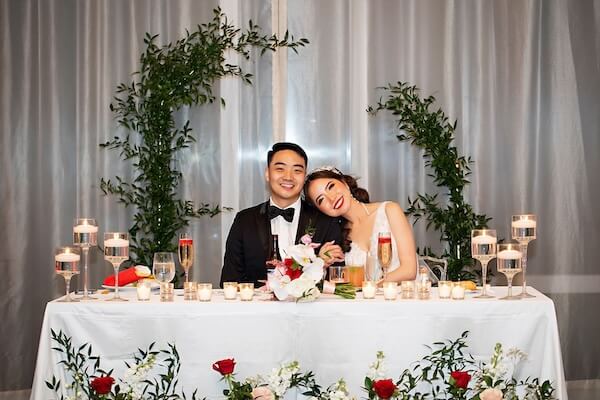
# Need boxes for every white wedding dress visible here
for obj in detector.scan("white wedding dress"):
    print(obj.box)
[346,202,401,281]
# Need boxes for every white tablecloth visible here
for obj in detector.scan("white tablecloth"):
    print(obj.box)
[30,286,567,399]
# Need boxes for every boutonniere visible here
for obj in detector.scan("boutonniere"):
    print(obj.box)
[303,219,316,239]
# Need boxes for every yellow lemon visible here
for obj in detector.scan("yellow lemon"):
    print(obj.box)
[458,281,477,291]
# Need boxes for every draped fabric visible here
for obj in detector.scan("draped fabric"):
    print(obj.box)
[1,0,599,391]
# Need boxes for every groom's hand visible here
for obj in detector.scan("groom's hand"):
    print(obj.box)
[318,241,344,267]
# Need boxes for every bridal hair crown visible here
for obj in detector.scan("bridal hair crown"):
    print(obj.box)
[309,165,344,175]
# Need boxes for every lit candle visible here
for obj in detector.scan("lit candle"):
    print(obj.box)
[362,281,376,299]
[239,283,254,301]
[438,281,452,299]
[451,284,465,300]
[471,234,497,245]
[497,249,522,260]
[55,252,81,262]
[197,283,212,301]
[104,237,129,247]
[383,282,398,300]
[73,223,99,233]
[512,219,536,228]
[136,280,152,301]
[223,282,238,300]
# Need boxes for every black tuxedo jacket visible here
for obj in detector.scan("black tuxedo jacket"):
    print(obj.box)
[220,200,343,286]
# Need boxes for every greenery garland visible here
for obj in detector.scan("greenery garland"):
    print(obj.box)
[100,8,308,267]
[368,82,491,280]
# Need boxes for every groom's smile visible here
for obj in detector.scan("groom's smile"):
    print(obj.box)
[265,149,306,208]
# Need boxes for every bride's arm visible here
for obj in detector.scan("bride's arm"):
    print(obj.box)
[381,201,417,282]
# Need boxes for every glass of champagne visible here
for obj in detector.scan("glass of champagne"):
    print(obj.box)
[103,232,129,302]
[178,233,194,283]
[377,232,392,281]
[496,243,523,300]
[73,218,98,300]
[512,214,537,298]
[55,246,80,302]
[471,229,497,299]
[153,252,176,295]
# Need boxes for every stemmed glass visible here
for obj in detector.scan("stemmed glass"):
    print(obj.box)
[471,229,497,299]
[103,232,129,302]
[496,243,523,300]
[512,214,537,298]
[377,232,392,281]
[55,246,80,302]
[153,252,176,293]
[178,233,194,283]
[73,218,98,300]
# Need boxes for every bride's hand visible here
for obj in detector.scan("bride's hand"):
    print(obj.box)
[318,241,344,266]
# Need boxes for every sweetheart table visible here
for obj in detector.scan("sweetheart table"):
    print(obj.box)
[30,286,567,399]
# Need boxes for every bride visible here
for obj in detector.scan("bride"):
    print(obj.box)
[304,167,417,282]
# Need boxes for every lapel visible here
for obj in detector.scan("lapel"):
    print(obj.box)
[295,200,314,244]
[256,201,272,257]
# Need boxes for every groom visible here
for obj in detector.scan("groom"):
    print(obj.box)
[220,142,344,286]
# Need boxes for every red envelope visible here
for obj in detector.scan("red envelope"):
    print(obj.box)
[103,266,151,287]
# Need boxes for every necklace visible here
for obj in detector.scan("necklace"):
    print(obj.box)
[360,202,371,216]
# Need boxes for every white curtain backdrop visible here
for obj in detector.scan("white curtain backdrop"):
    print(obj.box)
[1,0,599,391]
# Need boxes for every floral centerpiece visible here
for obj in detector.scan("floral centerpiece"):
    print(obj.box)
[268,234,355,301]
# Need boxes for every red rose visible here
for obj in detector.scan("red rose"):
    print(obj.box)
[372,379,397,399]
[212,358,236,375]
[285,267,302,280]
[90,376,114,395]
[450,370,471,389]
[284,258,294,267]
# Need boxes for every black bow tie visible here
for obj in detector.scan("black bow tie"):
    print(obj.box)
[268,205,295,222]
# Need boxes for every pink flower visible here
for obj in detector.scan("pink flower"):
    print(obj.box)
[252,386,274,400]
[480,388,504,400]
[300,234,312,245]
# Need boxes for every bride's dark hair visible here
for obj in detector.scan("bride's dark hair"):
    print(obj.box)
[303,168,370,251]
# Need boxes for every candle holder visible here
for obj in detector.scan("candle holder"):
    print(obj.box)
[160,283,174,302]
[239,283,255,301]
[136,279,152,301]
[512,214,537,298]
[451,283,465,300]
[223,282,238,300]
[198,283,213,301]
[401,281,415,299]
[103,232,130,302]
[183,281,197,300]
[471,229,497,299]
[438,281,452,299]
[362,281,377,299]
[55,246,81,302]
[73,218,98,300]
[497,243,523,300]
[383,282,398,300]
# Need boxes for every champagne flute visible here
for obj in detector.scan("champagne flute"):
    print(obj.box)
[55,247,80,302]
[377,232,392,281]
[103,232,129,302]
[497,243,522,300]
[512,214,537,298]
[178,233,194,283]
[153,252,176,294]
[471,229,497,299]
[73,218,98,300]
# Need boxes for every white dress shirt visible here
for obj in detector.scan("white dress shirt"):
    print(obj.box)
[269,196,301,259]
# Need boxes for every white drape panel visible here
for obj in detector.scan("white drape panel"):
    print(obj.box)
[1,0,600,391]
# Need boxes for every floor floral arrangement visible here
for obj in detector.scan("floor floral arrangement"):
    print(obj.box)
[46,330,555,400]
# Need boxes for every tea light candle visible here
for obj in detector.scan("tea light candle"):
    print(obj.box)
[239,283,254,301]
[160,283,174,302]
[512,219,536,228]
[104,236,129,247]
[438,281,452,299]
[383,282,398,300]
[183,282,197,300]
[471,234,496,245]
[497,249,522,259]
[136,280,152,301]
[362,281,377,299]
[73,223,98,233]
[451,283,465,300]
[55,252,81,262]
[223,282,238,300]
[198,283,212,301]
[401,281,415,299]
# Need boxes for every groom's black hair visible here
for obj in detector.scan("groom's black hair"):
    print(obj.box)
[267,142,308,167]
